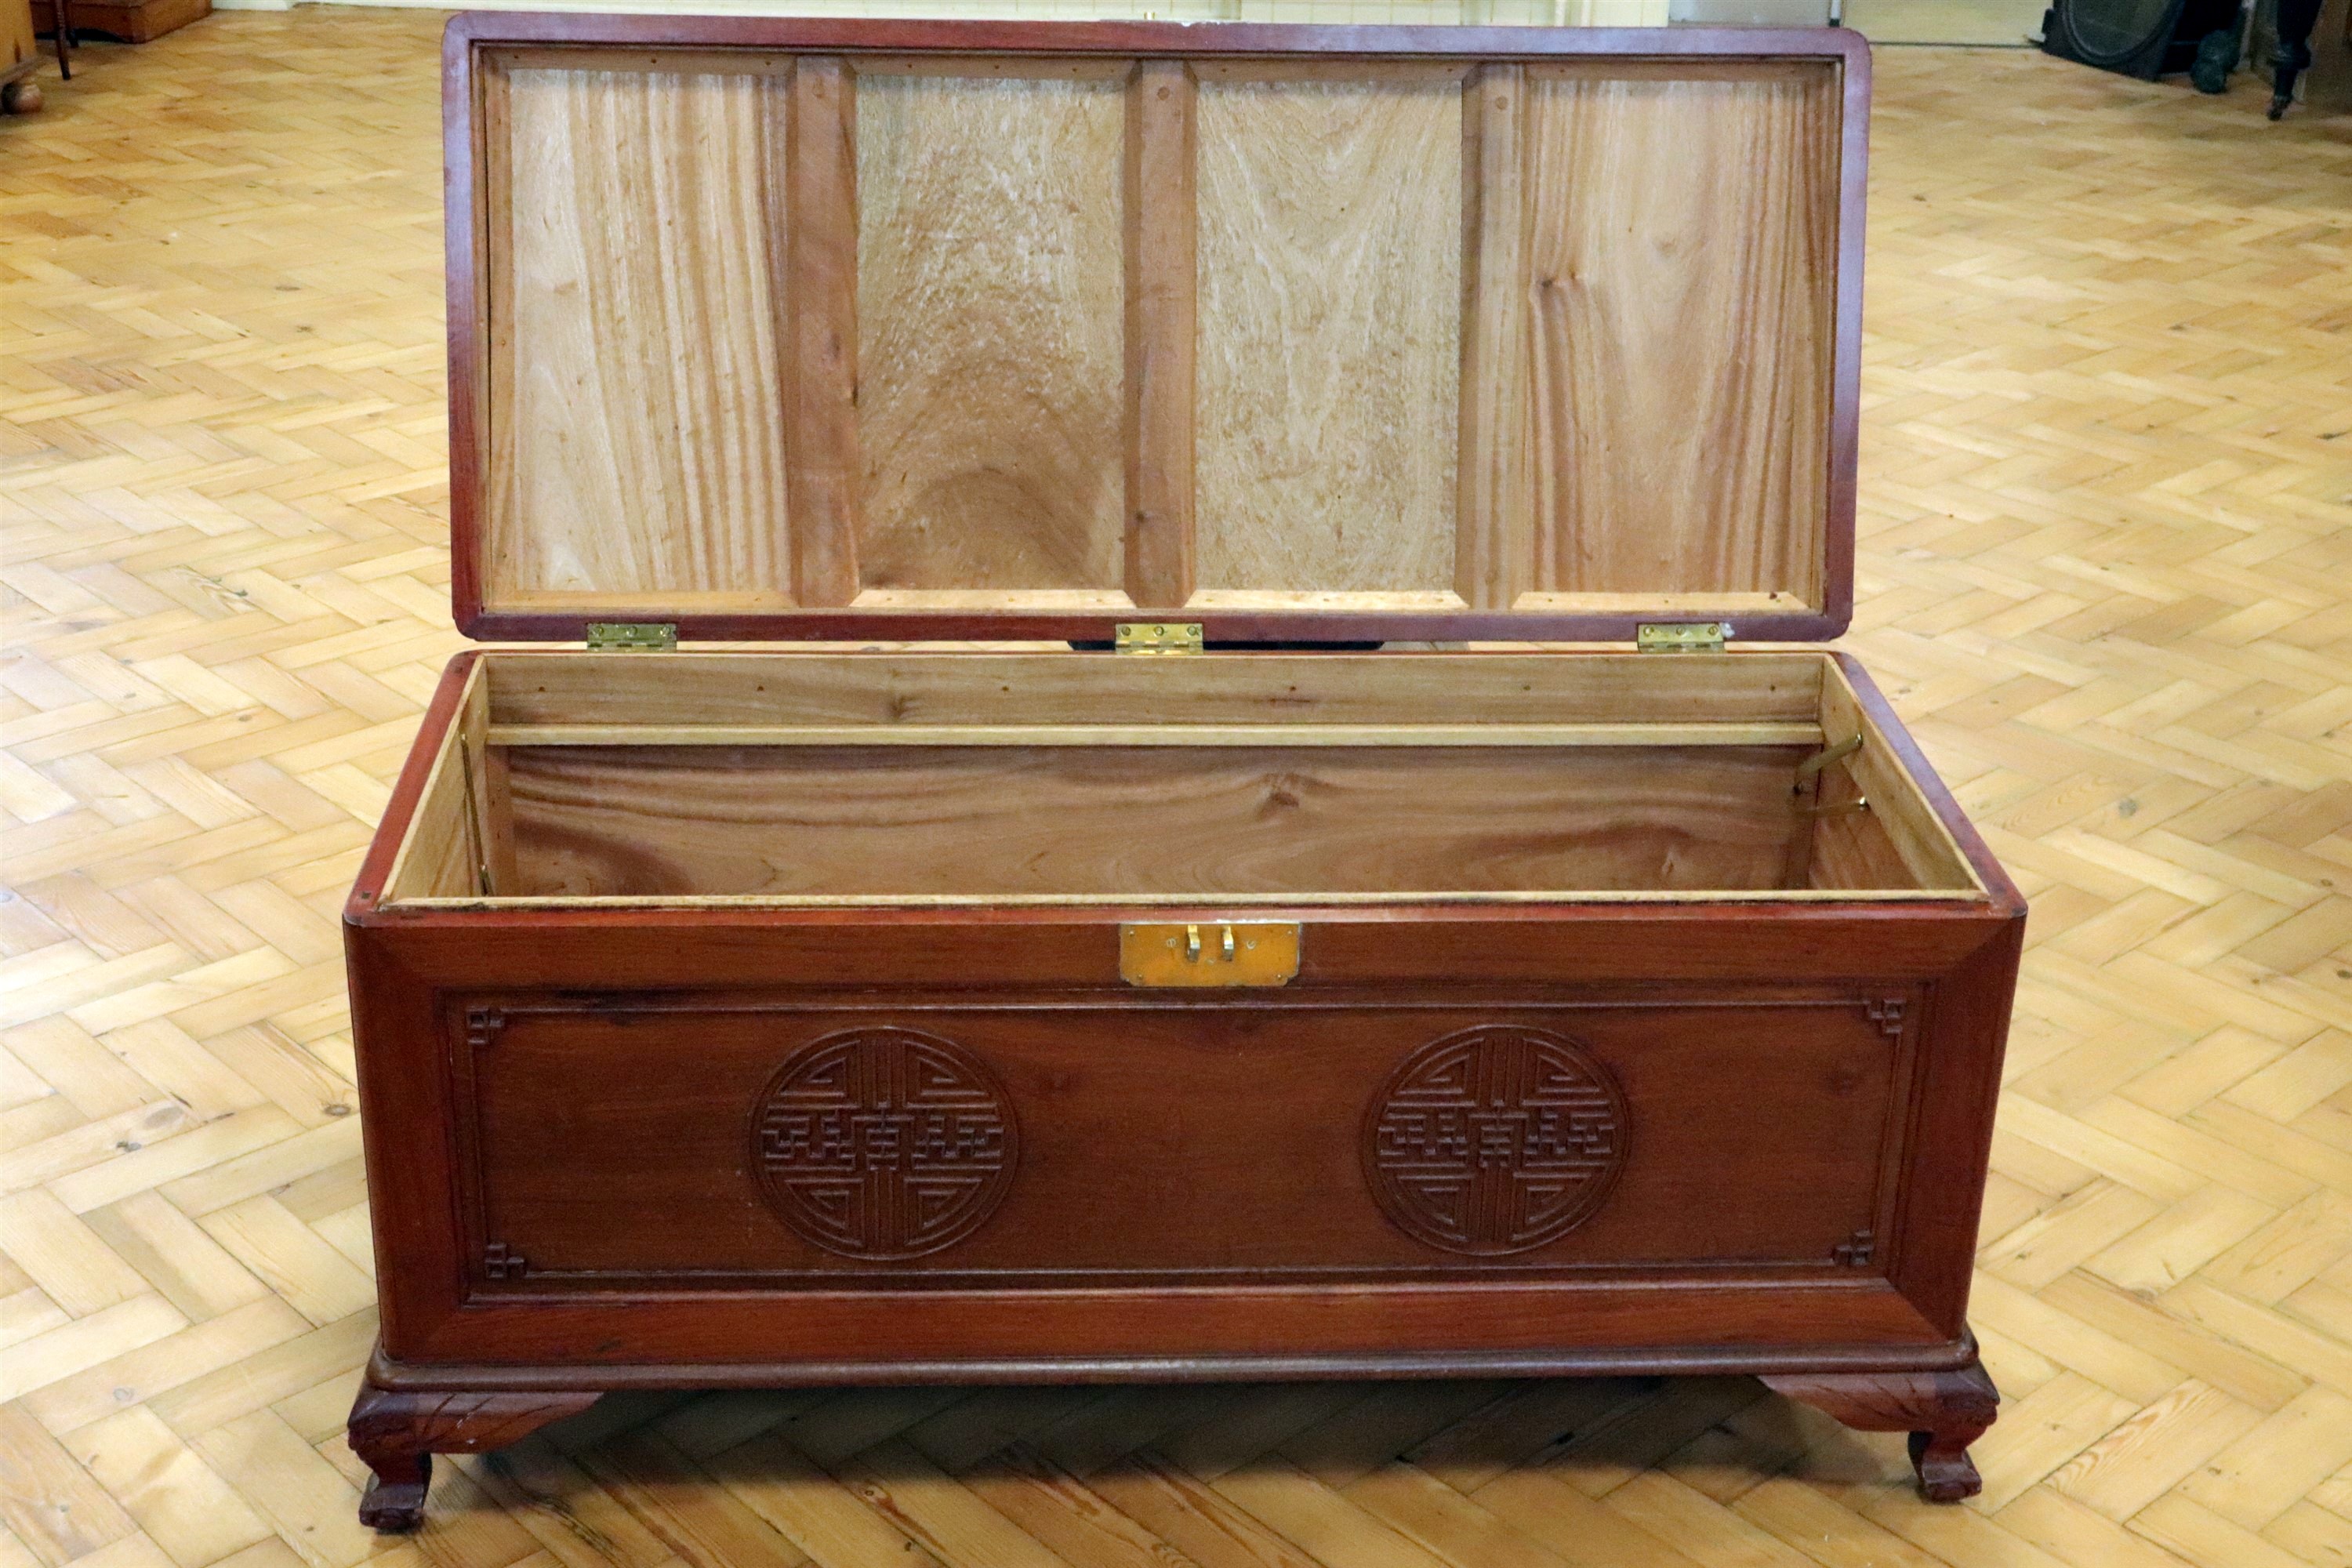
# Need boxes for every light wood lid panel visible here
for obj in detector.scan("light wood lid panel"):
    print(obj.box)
[487,62,796,614]
[448,18,1867,643]
[1519,62,1838,608]
[1193,67,1465,599]
[855,67,1130,595]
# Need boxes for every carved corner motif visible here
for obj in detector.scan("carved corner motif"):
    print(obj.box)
[748,1025,1019,1261]
[464,1006,506,1050]
[1832,1228,1875,1267]
[1864,998,1907,1041]
[1363,1025,1629,1257]
[481,1241,525,1280]
[347,1382,601,1530]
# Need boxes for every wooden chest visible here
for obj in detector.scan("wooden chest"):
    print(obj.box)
[344,14,2025,1530]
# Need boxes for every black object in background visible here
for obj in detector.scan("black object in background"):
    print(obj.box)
[2042,0,2244,78]
[2267,0,2327,115]
[2190,21,2241,90]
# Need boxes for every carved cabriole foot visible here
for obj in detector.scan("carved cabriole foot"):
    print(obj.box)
[347,1383,602,1530]
[1762,1358,1998,1502]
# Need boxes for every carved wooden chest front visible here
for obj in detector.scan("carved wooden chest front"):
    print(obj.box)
[343,14,2024,1529]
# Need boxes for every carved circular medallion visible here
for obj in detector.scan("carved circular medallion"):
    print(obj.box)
[1363,1025,1629,1256]
[749,1027,1018,1260]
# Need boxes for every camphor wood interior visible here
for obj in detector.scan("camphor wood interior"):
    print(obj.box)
[379,651,1985,906]
[449,24,1866,644]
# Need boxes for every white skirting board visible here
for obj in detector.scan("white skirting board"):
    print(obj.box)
[213,0,1671,22]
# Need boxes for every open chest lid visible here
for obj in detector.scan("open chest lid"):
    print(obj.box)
[445,15,1867,646]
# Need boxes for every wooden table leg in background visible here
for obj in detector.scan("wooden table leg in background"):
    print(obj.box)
[3,0,45,109]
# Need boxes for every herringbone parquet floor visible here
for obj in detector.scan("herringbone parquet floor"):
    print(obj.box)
[4,12,2350,1566]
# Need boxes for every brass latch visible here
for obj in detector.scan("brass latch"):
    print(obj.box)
[1120,922,1300,986]
[1636,622,1729,653]
[586,622,677,651]
[1115,622,1203,655]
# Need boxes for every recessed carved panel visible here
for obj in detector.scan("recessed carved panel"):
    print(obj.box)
[1363,1025,1629,1255]
[748,1026,1018,1260]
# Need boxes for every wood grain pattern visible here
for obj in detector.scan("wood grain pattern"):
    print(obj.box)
[1818,657,1978,892]
[488,63,796,613]
[482,722,1828,749]
[379,647,1994,907]
[1515,62,1840,612]
[1806,766,1915,891]
[853,66,1129,593]
[477,650,1831,730]
[500,743,1818,899]
[466,996,1900,1276]
[784,56,861,606]
[380,664,485,903]
[1123,58,1196,608]
[452,27,1863,641]
[1192,67,1466,598]
[1458,62,1532,612]
[401,648,1976,906]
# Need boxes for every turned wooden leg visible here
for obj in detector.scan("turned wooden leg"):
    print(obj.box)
[347,1382,601,1530]
[1762,1358,1998,1501]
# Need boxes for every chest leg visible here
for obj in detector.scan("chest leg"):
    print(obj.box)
[1762,1353,1999,1501]
[348,1377,603,1531]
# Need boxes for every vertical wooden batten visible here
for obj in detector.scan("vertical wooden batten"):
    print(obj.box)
[445,35,495,633]
[1457,62,1530,614]
[786,56,861,607]
[1123,58,1197,611]
[478,58,513,613]
[1824,49,1867,637]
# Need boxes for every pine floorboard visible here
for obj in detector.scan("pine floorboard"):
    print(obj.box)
[3,12,2350,1566]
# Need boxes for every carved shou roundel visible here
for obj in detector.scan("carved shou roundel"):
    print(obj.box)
[1364,1025,1630,1256]
[749,1027,1018,1261]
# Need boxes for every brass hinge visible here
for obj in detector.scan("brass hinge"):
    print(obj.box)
[1636,622,1729,653]
[1115,621,1203,655]
[586,622,677,652]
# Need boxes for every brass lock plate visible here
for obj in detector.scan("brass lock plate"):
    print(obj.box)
[1120,923,1301,987]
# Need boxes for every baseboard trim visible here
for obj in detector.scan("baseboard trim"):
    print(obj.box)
[212,0,1673,22]
[368,1334,1985,1392]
